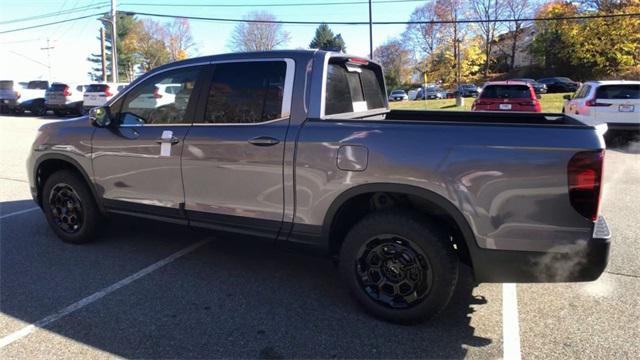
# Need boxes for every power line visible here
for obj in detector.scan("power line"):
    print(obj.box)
[0,13,105,34]
[120,0,425,8]
[127,10,640,26]
[0,2,108,25]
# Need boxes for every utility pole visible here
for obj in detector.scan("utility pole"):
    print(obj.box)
[454,8,463,107]
[40,38,54,80]
[368,0,373,59]
[100,28,107,82]
[110,0,118,83]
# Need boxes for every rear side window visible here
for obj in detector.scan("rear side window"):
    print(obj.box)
[574,85,591,99]
[86,84,108,92]
[481,85,532,99]
[203,61,287,124]
[325,61,386,116]
[596,85,640,99]
[0,81,13,90]
[27,81,48,89]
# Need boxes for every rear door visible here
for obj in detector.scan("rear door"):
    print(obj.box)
[181,59,294,239]
[592,84,640,124]
[92,65,204,219]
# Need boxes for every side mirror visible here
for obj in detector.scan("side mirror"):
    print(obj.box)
[89,106,111,127]
[563,94,572,100]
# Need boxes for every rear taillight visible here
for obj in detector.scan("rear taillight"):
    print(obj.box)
[104,86,113,97]
[585,98,611,107]
[63,85,71,97]
[568,150,604,221]
[153,86,162,99]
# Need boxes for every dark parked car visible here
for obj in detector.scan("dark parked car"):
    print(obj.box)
[455,84,479,97]
[511,78,547,94]
[538,77,580,93]
[28,50,610,324]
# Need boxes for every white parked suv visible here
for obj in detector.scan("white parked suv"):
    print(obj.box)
[83,83,128,113]
[0,80,49,115]
[45,82,87,116]
[563,80,640,132]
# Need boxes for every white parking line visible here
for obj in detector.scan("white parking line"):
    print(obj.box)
[0,238,211,348]
[0,207,39,219]
[502,283,522,360]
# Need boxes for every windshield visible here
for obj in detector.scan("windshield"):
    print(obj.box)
[596,85,640,99]
[0,81,14,90]
[86,84,108,92]
[49,83,68,91]
[391,90,405,95]
[325,59,386,115]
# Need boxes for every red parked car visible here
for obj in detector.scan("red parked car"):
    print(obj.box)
[472,81,542,112]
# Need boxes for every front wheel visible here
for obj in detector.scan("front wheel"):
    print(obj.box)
[339,211,459,324]
[42,170,102,244]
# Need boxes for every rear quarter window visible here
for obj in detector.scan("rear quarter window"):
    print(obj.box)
[481,85,532,99]
[325,61,386,116]
[596,85,640,99]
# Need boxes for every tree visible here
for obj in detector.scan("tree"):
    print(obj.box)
[504,0,533,70]
[126,19,170,72]
[87,13,137,82]
[373,39,413,89]
[469,0,505,77]
[164,18,195,62]
[229,11,290,52]
[402,1,445,62]
[309,24,346,52]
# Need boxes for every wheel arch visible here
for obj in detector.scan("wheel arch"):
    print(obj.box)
[321,183,479,269]
[34,154,104,213]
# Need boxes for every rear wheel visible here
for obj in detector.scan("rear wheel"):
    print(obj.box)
[31,100,46,116]
[42,170,101,244]
[339,211,459,324]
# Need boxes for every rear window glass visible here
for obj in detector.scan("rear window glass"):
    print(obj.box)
[27,81,48,89]
[481,85,531,99]
[86,84,108,92]
[49,83,68,91]
[596,85,640,99]
[0,81,14,90]
[325,61,386,116]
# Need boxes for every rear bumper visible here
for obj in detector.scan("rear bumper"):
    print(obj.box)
[472,216,611,283]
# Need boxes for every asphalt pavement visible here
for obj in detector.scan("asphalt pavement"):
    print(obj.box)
[0,114,638,359]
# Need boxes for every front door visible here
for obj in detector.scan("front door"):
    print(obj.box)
[181,59,294,239]
[92,66,204,219]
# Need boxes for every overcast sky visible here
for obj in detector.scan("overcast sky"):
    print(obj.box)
[0,0,421,83]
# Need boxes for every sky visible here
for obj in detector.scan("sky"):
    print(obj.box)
[0,0,421,83]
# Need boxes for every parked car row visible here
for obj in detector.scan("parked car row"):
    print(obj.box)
[0,80,129,116]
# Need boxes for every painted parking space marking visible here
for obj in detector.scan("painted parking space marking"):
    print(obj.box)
[0,207,39,219]
[502,283,522,360]
[0,238,211,348]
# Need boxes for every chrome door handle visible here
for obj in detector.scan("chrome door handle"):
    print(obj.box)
[156,136,180,145]
[248,136,280,146]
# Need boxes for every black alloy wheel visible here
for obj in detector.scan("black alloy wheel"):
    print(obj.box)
[48,183,84,234]
[356,234,433,309]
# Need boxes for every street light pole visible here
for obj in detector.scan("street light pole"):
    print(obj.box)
[110,0,118,83]
[368,0,373,59]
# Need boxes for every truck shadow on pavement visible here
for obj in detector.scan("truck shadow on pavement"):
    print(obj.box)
[1,200,493,359]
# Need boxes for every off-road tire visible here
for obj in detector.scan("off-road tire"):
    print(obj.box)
[339,211,459,324]
[42,170,101,244]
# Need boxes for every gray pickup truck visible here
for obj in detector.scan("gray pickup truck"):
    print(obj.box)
[27,50,611,323]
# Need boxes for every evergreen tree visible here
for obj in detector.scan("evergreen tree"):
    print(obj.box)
[309,24,346,52]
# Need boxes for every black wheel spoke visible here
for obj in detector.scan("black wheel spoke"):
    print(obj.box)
[355,234,432,309]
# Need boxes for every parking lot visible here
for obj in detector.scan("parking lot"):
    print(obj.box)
[0,114,639,359]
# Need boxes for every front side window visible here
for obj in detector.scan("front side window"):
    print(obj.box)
[203,61,287,124]
[119,67,201,125]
